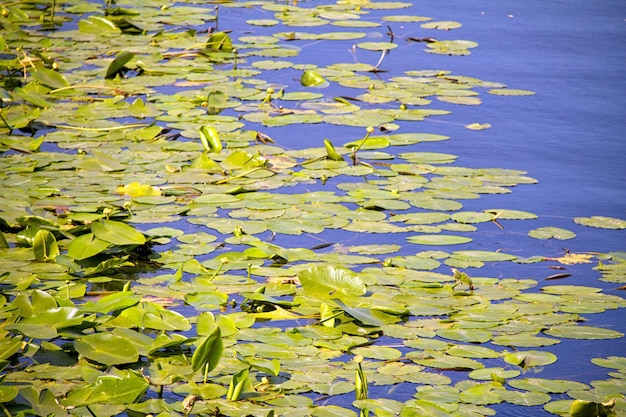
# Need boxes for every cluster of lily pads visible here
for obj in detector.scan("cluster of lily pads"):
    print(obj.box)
[1,0,626,416]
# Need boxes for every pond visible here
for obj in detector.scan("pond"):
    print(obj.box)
[0,0,625,416]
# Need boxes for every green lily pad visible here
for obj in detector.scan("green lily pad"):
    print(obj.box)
[356,42,398,51]
[574,216,626,229]
[528,227,576,240]
[503,350,557,367]
[407,235,472,246]
[543,325,623,340]
[74,333,139,366]
[488,89,536,96]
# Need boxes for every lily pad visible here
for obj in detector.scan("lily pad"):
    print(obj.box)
[574,216,626,229]
[528,227,576,240]
[407,235,472,246]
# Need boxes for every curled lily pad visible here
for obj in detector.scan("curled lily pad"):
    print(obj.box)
[105,51,135,79]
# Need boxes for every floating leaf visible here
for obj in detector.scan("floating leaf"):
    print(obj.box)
[91,220,146,246]
[356,42,398,51]
[528,227,576,240]
[116,182,161,198]
[544,325,623,340]
[299,265,365,300]
[464,122,491,130]
[74,333,139,366]
[574,216,626,229]
[503,350,557,367]
[63,371,148,406]
[67,233,111,260]
[421,20,462,30]
[488,89,536,96]
[407,235,472,246]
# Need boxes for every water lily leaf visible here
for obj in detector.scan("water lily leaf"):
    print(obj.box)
[33,229,59,261]
[450,250,517,262]
[407,234,472,246]
[503,350,557,367]
[105,51,135,79]
[426,40,478,55]
[484,209,538,220]
[116,182,161,198]
[437,328,492,343]
[400,400,451,417]
[63,371,148,406]
[411,353,484,371]
[82,291,141,314]
[299,265,365,300]
[79,15,121,34]
[451,211,494,224]
[446,344,499,359]
[352,345,402,360]
[323,139,344,161]
[0,335,23,361]
[333,299,397,326]
[592,356,626,372]
[4,322,58,339]
[488,88,536,96]
[544,325,623,340]
[0,386,18,403]
[191,324,223,373]
[236,352,280,376]
[569,399,617,417]
[464,122,491,130]
[574,216,626,229]
[491,333,560,347]
[356,42,398,51]
[199,125,222,153]
[386,133,449,145]
[206,31,233,51]
[67,233,111,260]
[246,19,279,26]
[508,378,588,393]
[458,383,503,405]
[468,367,520,381]
[544,253,594,265]
[13,87,52,108]
[252,60,294,70]
[74,333,139,366]
[91,220,146,246]
[281,91,324,101]
[382,15,432,22]
[422,20,462,30]
[344,136,390,150]
[438,95,482,105]
[528,227,576,240]
[301,70,327,87]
